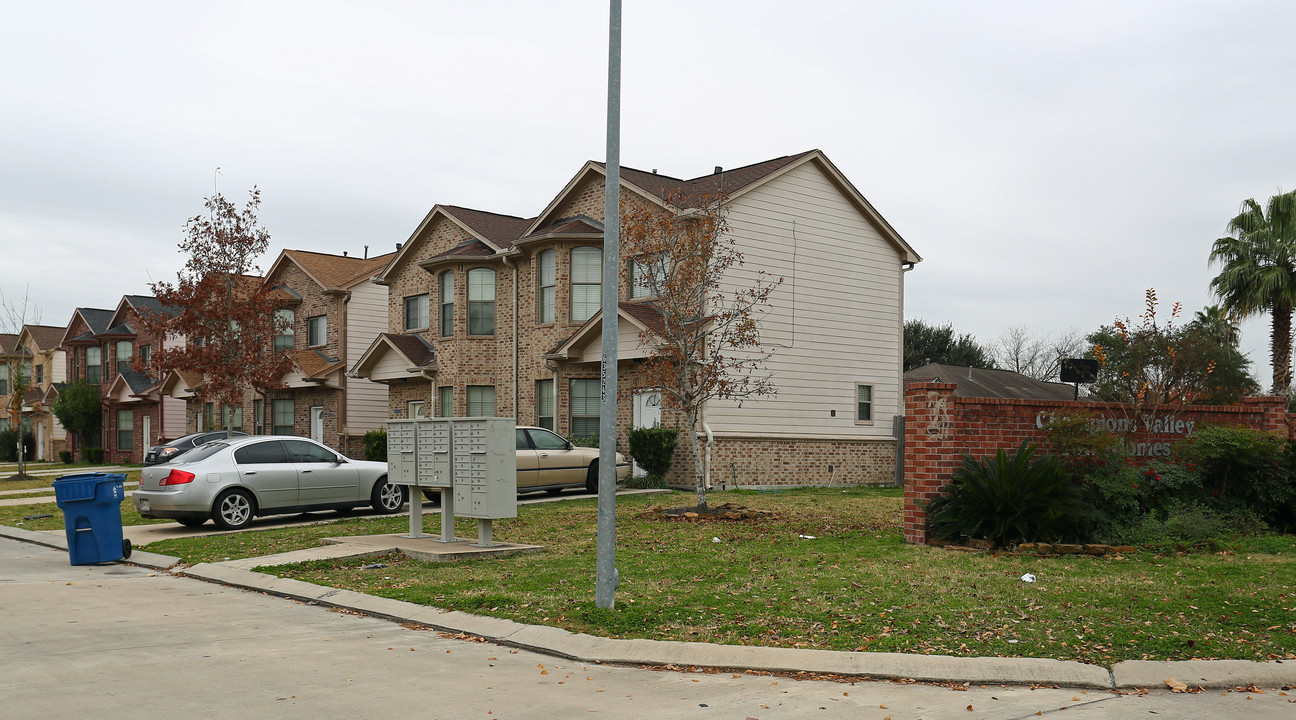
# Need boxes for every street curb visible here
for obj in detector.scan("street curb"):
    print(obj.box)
[0,524,180,571]
[182,560,1115,688]
[6,522,1294,690]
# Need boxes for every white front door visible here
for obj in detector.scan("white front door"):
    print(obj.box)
[631,390,662,477]
[36,421,45,461]
[142,415,151,454]
[310,407,324,443]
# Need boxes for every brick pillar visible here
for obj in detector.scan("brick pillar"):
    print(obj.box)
[902,382,960,544]
[1241,396,1290,435]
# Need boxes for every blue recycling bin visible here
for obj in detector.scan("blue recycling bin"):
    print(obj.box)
[52,473,132,565]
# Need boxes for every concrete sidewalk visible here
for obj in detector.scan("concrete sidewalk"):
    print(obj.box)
[3,521,1294,692]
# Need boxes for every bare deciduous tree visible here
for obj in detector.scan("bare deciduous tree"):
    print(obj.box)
[992,325,1086,382]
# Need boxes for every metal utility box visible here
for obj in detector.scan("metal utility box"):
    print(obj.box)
[450,418,516,519]
[386,419,454,489]
[386,416,516,520]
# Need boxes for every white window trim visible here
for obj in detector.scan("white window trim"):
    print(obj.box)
[854,382,875,425]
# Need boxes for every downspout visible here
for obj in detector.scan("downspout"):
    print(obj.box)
[702,408,713,490]
[501,254,519,419]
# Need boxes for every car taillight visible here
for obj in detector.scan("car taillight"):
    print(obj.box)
[160,469,196,486]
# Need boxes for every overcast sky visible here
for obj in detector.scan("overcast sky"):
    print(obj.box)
[3,1,1294,386]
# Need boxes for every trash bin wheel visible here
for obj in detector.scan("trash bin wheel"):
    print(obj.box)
[121,539,132,560]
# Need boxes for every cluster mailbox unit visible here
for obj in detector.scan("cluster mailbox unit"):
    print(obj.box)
[386,417,516,546]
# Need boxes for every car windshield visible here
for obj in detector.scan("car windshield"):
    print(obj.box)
[176,442,228,464]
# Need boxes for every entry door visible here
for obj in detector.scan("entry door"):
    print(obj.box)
[632,390,662,477]
[36,421,45,461]
[142,415,151,455]
[310,407,323,443]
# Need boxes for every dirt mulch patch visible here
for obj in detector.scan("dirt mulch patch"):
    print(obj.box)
[640,502,779,522]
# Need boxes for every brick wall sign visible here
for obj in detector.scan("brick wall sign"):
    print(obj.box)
[901,380,1292,544]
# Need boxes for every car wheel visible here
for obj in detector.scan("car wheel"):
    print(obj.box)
[176,517,207,528]
[371,477,406,514]
[585,462,599,493]
[421,489,441,505]
[212,489,256,530]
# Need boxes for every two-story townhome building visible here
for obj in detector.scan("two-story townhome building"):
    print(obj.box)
[352,150,921,488]
[96,296,186,464]
[171,250,394,456]
[0,333,25,437]
[17,324,67,461]
[57,307,114,460]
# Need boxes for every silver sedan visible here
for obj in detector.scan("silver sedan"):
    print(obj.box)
[133,435,404,530]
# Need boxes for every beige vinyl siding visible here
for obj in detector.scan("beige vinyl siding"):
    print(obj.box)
[345,283,391,432]
[704,161,903,439]
[163,396,187,439]
[572,316,650,362]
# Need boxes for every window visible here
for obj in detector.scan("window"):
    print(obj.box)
[404,294,429,331]
[274,309,295,352]
[630,254,670,299]
[272,399,295,435]
[536,379,554,430]
[222,405,243,432]
[285,438,338,464]
[467,268,495,335]
[537,249,556,323]
[437,386,453,417]
[86,346,102,385]
[307,316,327,347]
[408,400,425,419]
[234,440,288,465]
[138,345,151,374]
[116,409,133,452]
[569,378,600,439]
[467,386,496,417]
[35,364,44,386]
[439,270,454,337]
[856,384,873,423]
[571,247,602,322]
[0,366,7,395]
[528,427,570,451]
[115,340,133,374]
[254,399,264,434]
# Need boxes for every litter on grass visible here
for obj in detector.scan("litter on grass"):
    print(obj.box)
[1020,573,1036,583]
[798,534,817,540]
[711,537,721,543]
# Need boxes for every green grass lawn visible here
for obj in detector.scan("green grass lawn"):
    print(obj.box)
[0,470,161,531]
[138,487,1296,665]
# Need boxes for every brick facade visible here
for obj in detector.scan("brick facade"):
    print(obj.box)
[901,380,1293,544]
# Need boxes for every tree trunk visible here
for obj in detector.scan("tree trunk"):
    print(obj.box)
[1272,301,1293,396]
[685,408,707,510]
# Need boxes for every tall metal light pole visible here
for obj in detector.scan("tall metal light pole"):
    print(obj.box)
[595,0,622,610]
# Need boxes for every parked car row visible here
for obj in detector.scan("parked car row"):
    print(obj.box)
[133,428,631,530]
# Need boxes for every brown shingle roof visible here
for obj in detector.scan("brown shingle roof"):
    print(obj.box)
[0,333,17,355]
[383,333,436,367]
[610,151,817,207]
[904,363,1077,401]
[288,349,345,379]
[24,325,66,351]
[441,206,533,247]
[283,249,397,289]
[521,216,604,240]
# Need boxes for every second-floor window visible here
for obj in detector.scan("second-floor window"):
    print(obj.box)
[468,268,495,336]
[35,364,43,385]
[571,247,602,322]
[537,249,555,324]
[308,316,326,347]
[439,270,454,337]
[274,309,295,352]
[116,340,133,374]
[404,294,429,331]
[139,344,151,371]
[0,366,7,396]
[86,346,102,385]
[630,254,670,299]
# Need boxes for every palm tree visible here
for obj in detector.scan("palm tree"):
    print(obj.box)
[1209,190,1296,395]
